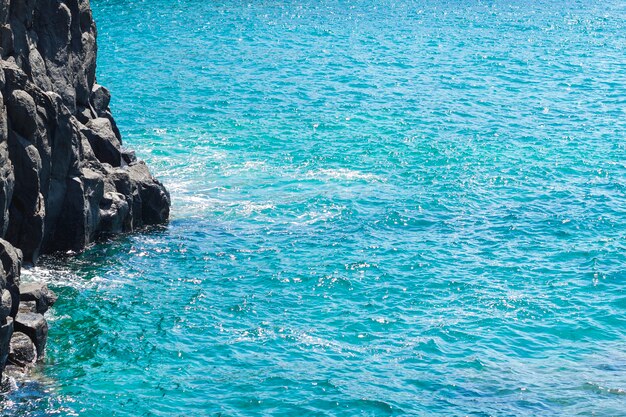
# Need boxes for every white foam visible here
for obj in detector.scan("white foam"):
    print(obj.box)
[305,168,381,182]
[237,202,276,216]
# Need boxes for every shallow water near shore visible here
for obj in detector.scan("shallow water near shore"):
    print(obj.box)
[5,0,626,415]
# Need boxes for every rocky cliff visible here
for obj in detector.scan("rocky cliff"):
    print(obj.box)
[0,0,171,379]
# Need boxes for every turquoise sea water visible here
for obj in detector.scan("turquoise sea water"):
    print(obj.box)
[4,0,626,415]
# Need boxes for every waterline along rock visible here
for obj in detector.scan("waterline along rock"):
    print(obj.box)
[0,0,171,379]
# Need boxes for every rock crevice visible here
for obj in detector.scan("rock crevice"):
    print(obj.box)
[0,0,171,378]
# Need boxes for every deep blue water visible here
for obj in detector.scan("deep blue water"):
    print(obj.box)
[3,0,626,415]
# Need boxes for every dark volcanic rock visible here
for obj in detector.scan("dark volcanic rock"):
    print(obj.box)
[8,331,36,367]
[0,0,171,379]
[6,89,36,139]
[18,300,35,313]
[0,0,170,264]
[14,311,47,358]
[90,84,111,116]
[128,161,170,225]
[81,118,122,167]
[0,316,12,369]
[0,238,19,378]
[19,282,56,314]
[0,238,21,318]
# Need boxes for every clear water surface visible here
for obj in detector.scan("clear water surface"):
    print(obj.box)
[3,0,626,415]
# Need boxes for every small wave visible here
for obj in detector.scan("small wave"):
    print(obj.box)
[345,261,375,271]
[305,168,381,182]
[174,194,224,217]
[222,160,267,176]
[370,317,392,325]
[292,330,366,356]
[291,206,346,225]
[582,382,626,396]
[237,202,276,216]
[350,398,402,414]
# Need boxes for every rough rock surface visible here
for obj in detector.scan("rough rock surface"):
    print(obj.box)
[14,311,47,358]
[0,240,20,375]
[7,331,36,367]
[0,0,170,264]
[0,0,171,379]
[19,281,57,314]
